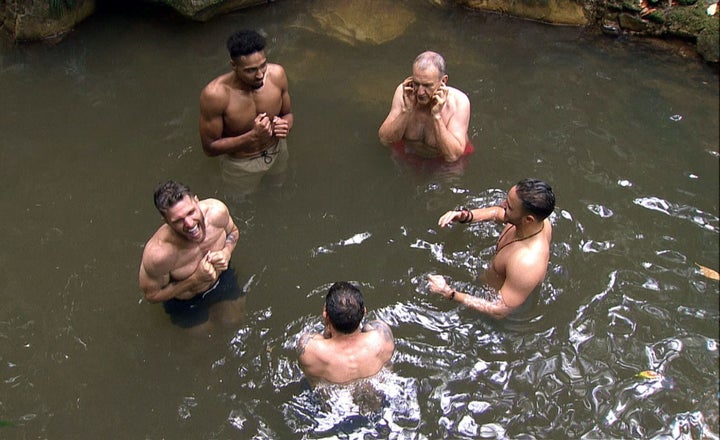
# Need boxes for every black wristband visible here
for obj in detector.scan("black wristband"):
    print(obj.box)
[458,208,473,224]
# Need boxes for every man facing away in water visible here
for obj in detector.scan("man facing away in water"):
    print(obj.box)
[428,178,555,319]
[199,29,293,194]
[297,282,395,386]
[378,50,472,163]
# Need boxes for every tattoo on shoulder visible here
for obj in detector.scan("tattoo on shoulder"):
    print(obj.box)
[297,333,314,356]
[364,320,393,341]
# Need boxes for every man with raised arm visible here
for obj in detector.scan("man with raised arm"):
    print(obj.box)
[199,29,293,193]
[428,179,555,319]
[297,282,395,386]
[378,51,472,163]
[139,181,242,328]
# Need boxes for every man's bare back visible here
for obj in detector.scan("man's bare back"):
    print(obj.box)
[298,320,395,386]
[297,282,395,386]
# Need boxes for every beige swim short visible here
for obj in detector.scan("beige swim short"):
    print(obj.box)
[220,138,289,195]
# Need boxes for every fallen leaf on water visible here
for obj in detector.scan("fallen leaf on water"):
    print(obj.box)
[636,370,661,380]
[695,263,719,280]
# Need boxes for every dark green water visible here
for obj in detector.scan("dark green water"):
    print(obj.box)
[0,0,718,438]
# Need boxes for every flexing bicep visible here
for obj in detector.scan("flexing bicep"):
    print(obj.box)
[215,201,238,240]
[199,87,228,152]
[216,204,239,245]
[138,259,171,302]
[225,217,239,244]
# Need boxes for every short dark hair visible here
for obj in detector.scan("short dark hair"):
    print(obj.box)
[226,30,266,60]
[325,282,365,334]
[153,180,194,215]
[515,178,555,220]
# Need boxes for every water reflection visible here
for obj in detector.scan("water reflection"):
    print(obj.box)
[0,0,718,438]
[283,369,421,438]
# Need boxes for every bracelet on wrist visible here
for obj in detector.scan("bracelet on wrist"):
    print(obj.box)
[458,208,473,224]
[448,289,456,300]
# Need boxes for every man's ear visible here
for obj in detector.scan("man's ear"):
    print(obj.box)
[441,75,448,86]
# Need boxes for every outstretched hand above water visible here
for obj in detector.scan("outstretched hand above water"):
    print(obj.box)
[427,274,452,299]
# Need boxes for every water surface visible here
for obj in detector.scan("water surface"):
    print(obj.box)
[0,0,718,438]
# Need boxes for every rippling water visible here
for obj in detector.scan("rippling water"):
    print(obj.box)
[0,0,718,438]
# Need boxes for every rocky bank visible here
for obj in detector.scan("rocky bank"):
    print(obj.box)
[1,0,718,63]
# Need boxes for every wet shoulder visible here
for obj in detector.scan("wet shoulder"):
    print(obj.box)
[200,197,227,211]
[202,72,234,96]
[201,198,230,222]
[268,63,288,84]
[449,85,470,102]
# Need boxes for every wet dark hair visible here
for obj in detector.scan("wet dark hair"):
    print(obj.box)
[153,180,194,215]
[325,282,365,334]
[226,30,266,60]
[515,178,555,220]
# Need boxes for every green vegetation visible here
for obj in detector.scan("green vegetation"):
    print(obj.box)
[49,0,79,17]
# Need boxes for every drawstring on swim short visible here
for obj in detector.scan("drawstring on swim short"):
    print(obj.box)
[246,146,278,164]
[201,278,222,298]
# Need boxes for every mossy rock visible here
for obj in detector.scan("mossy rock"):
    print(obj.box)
[619,12,650,31]
[646,10,665,24]
[1,0,95,41]
[696,20,719,62]
[665,2,714,37]
[622,0,643,13]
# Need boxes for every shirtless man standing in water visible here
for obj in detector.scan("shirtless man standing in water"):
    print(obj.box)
[139,181,242,329]
[199,29,293,193]
[297,282,395,386]
[378,51,472,163]
[428,179,555,319]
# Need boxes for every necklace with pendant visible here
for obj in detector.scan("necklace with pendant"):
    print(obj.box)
[495,222,544,254]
